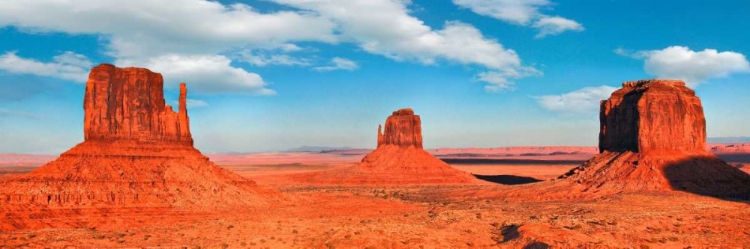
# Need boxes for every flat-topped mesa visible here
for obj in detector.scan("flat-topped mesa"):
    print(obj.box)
[290,107,474,185]
[378,108,423,148]
[83,64,193,145]
[479,79,750,199]
[598,79,706,155]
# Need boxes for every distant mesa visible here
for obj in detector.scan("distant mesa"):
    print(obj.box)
[556,79,750,198]
[0,64,267,209]
[290,108,475,185]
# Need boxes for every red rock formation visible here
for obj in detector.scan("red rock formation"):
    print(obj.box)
[0,64,267,208]
[83,64,192,144]
[378,108,423,148]
[599,79,706,154]
[290,108,474,185]
[557,79,750,197]
[468,80,750,200]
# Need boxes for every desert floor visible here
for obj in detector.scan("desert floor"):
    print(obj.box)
[1,153,749,248]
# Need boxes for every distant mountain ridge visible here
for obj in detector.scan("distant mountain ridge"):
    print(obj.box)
[284,146,360,153]
[708,137,750,143]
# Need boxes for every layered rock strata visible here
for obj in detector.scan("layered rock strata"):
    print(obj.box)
[560,80,750,197]
[0,64,264,208]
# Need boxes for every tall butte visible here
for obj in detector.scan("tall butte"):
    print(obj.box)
[0,64,266,208]
[292,108,474,185]
[554,79,750,197]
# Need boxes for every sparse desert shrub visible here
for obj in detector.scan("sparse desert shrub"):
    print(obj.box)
[220,242,229,249]
[227,225,234,230]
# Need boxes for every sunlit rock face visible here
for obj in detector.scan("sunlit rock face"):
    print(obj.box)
[83,64,192,145]
[0,64,268,208]
[377,108,423,149]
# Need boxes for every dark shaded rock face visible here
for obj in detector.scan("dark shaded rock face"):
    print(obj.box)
[84,64,192,145]
[599,79,706,154]
[377,108,423,148]
[549,79,750,198]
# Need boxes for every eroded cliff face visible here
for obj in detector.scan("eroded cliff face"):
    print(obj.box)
[556,79,750,198]
[599,79,706,154]
[0,64,268,208]
[83,64,192,145]
[377,108,423,149]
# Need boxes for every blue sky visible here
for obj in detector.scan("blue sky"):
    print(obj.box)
[1,0,749,154]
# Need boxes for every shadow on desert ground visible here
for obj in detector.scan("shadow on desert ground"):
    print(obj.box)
[662,155,750,202]
[442,158,587,165]
[472,174,542,185]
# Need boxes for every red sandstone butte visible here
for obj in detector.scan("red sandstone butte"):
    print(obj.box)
[0,64,266,208]
[557,79,750,197]
[291,108,475,185]
[377,108,423,148]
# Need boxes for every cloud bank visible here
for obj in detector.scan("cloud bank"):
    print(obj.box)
[453,0,584,38]
[0,0,540,93]
[616,46,750,87]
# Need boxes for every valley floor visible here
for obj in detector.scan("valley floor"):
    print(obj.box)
[1,158,749,248]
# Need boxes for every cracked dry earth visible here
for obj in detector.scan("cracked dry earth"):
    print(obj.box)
[2,183,748,248]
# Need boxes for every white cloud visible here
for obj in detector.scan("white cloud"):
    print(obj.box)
[0,0,539,92]
[0,51,91,82]
[616,46,750,87]
[535,85,618,113]
[0,0,337,58]
[314,57,358,72]
[452,0,550,25]
[273,0,535,90]
[477,68,541,92]
[117,54,275,95]
[238,46,311,67]
[532,16,584,38]
[0,0,337,94]
[452,0,583,38]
